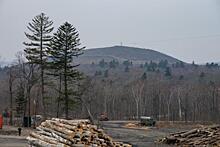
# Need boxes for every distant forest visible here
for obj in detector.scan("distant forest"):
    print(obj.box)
[0,13,220,124]
[1,57,220,123]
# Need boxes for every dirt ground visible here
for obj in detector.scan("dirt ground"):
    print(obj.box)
[0,125,31,147]
[101,121,207,147]
[0,135,27,147]
[0,125,32,136]
[0,121,211,147]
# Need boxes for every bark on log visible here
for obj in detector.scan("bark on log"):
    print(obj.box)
[158,125,220,146]
[27,118,132,147]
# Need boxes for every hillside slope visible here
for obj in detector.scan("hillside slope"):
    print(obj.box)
[77,46,181,64]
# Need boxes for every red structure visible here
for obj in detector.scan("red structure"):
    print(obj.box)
[0,114,3,129]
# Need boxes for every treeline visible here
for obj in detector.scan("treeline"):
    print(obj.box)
[77,67,220,123]
[97,59,185,69]
[93,59,183,78]
[74,59,220,122]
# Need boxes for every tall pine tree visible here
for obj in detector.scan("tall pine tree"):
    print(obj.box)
[23,13,53,114]
[49,22,84,119]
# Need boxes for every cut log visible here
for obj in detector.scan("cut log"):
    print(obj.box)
[30,132,60,145]
[27,118,132,147]
[158,125,220,146]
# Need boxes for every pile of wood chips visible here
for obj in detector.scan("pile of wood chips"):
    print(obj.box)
[27,118,132,147]
[158,125,220,146]
[124,123,138,128]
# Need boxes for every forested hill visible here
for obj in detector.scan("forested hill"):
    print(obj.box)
[77,46,181,64]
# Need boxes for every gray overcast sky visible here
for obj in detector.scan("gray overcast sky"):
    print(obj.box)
[0,0,220,63]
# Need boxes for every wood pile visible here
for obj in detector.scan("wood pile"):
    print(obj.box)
[27,118,132,147]
[124,123,138,128]
[158,125,220,146]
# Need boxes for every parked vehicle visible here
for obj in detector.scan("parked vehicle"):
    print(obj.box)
[140,116,156,126]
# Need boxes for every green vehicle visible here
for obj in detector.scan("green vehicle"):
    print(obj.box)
[140,116,156,126]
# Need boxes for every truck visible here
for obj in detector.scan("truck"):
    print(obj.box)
[140,116,156,126]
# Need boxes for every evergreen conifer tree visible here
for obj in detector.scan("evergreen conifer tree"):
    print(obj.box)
[125,66,129,72]
[164,67,172,77]
[23,13,54,113]
[104,70,109,77]
[48,22,84,119]
[141,72,147,80]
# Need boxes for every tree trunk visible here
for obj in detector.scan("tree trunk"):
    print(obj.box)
[40,17,45,117]
[112,97,115,119]
[167,103,170,121]
[56,74,62,118]
[9,80,13,125]
[9,68,14,126]
[64,37,68,119]
[27,85,31,127]
[64,74,68,119]
[81,99,94,124]
[177,89,182,121]
[167,91,173,122]
[135,99,139,120]
[104,96,107,114]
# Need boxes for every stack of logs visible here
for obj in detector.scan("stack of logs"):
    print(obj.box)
[159,125,220,146]
[27,118,132,147]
